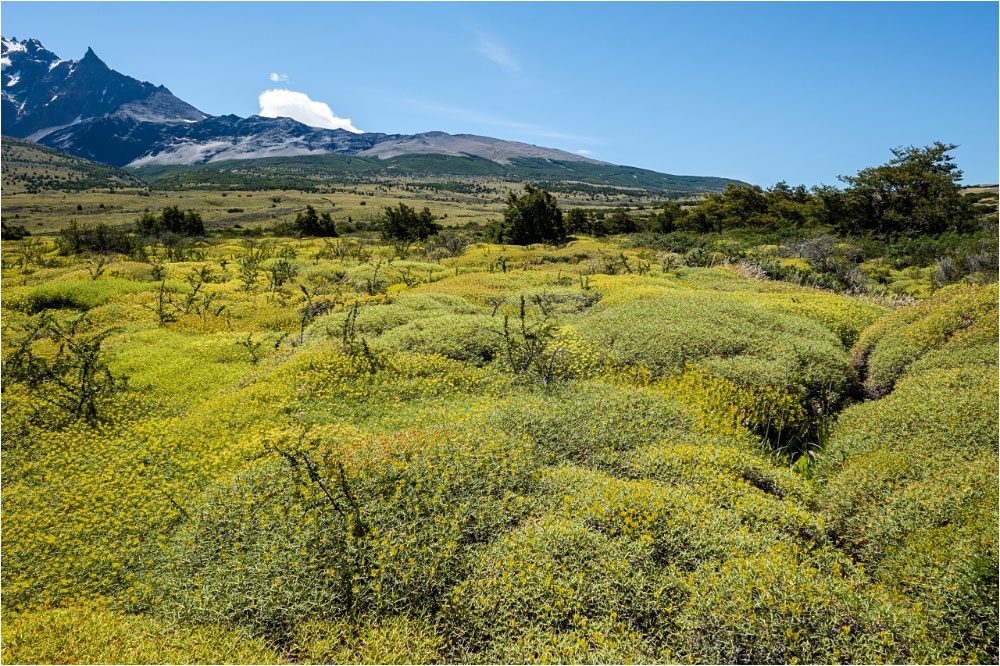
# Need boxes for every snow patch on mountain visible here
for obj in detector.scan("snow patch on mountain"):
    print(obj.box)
[1,37,26,54]
[127,135,334,167]
[25,116,83,142]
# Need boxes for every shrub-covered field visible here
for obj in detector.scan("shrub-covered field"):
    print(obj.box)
[1,226,997,664]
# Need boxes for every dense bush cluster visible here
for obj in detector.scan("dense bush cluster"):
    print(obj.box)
[136,206,205,237]
[489,185,566,245]
[293,205,339,237]
[819,282,999,663]
[1,228,996,663]
[380,203,441,241]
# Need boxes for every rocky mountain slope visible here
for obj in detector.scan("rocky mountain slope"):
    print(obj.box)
[2,36,741,193]
[1,37,204,140]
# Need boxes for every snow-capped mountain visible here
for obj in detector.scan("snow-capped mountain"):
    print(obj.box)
[2,37,609,170]
[2,37,205,140]
[43,113,397,167]
[0,37,738,194]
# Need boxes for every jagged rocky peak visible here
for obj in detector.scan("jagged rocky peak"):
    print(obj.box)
[2,36,59,60]
[79,46,107,67]
[1,36,738,192]
[1,36,206,141]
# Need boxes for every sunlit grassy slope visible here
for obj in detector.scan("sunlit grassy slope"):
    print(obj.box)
[1,231,996,664]
[1,136,146,194]
[127,153,739,195]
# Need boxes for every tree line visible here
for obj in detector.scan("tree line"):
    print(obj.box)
[378,142,984,246]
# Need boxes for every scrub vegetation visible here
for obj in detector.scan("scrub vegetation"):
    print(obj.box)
[1,143,996,664]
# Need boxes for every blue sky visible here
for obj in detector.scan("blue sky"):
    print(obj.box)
[3,1,998,185]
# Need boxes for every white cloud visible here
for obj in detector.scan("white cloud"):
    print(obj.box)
[269,72,289,83]
[258,89,361,133]
[475,34,519,74]
[576,149,593,156]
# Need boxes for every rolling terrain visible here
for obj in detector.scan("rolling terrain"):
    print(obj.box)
[128,152,738,194]
[1,135,147,193]
[1,222,996,663]
[1,26,997,666]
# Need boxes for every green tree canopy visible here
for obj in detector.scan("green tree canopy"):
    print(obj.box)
[494,185,566,245]
[136,206,204,236]
[565,208,591,234]
[294,205,338,237]
[605,207,639,234]
[652,202,686,234]
[838,142,976,235]
[380,203,440,241]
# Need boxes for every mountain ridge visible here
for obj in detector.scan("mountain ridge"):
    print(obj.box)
[1,36,744,194]
[1,37,205,140]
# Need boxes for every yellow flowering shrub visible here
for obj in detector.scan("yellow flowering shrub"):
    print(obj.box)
[820,286,999,663]
[0,606,283,664]
[852,282,998,396]
[1,234,995,663]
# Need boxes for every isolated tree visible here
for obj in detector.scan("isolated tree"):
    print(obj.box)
[380,203,440,241]
[160,206,205,235]
[495,185,565,245]
[295,205,319,233]
[838,142,976,235]
[294,205,338,237]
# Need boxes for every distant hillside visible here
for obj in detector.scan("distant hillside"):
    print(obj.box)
[129,153,741,195]
[3,36,744,194]
[1,135,147,192]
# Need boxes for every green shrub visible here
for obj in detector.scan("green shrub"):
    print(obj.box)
[58,221,142,255]
[376,314,502,364]
[136,206,205,236]
[290,616,444,664]
[674,544,936,664]
[12,279,187,313]
[380,203,440,241]
[149,426,542,644]
[820,288,999,664]
[308,293,481,340]
[852,282,998,396]
[2,314,126,422]
[726,290,887,348]
[0,606,282,664]
[491,185,566,245]
[575,292,855,409]
[478,381,697,466]
[2,220,31,240]
[293,205,339,237]
[446,516,671,661]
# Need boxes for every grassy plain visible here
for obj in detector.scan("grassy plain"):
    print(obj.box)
[0,182,675,236]
[1,190,997,664]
